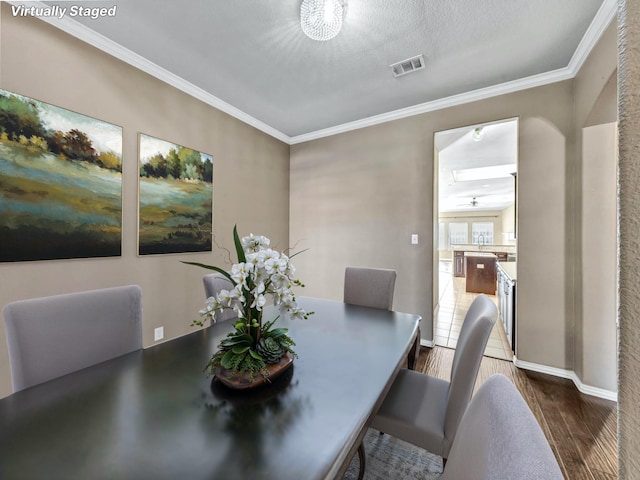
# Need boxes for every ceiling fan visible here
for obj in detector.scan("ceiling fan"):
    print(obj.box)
[457,196,482,207]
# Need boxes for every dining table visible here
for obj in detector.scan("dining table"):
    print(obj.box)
[0,297,421,480]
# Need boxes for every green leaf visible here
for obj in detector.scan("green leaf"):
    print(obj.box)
[181,261,234,283]
[248,349,263,361]
[220,349,236,369]
[265,327,288,338]
[261,316,280,333]
[220,334,253,348]
[233,225,246,263]
[232,345,250,355]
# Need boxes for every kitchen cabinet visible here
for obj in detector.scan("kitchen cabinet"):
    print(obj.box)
[465,253,497,294]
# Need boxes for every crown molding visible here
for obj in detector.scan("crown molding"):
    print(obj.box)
[6,1,291,144]
[289,67,574,144]
[567,0,618,75]
[289,0,618,145]
[10,0,617,146]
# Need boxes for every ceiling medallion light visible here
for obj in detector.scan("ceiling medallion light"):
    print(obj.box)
[300,0,346,42]
[473,127,485,141]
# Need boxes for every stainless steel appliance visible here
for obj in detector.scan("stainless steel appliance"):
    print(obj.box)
[497,263,516,352]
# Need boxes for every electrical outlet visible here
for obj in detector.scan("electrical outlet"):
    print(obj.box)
[411,234,419,245]
[154,326,164,341]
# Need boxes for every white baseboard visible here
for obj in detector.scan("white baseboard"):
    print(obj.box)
[513,356,618,402]
[420,339,434,348]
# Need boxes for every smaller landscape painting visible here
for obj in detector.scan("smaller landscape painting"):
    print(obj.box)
[0,89,123,262]
[138,133,213,255]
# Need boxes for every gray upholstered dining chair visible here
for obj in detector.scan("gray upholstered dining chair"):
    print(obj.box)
[371,294,498,463]
[343,266,419,369]
[3,285,143,392]
[343,266,397,480]
[203,273,237,323]
[441,374,564,479]
[344,267,397,310]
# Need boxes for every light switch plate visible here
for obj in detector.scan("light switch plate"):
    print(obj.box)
[154,326,164,341]
[411,234,419,244]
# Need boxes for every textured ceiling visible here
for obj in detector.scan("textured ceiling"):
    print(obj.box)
[40,0,609,140]
[29,0,611,213]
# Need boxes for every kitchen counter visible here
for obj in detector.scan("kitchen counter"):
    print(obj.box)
[497,261,517,282]
[453,244,516,254]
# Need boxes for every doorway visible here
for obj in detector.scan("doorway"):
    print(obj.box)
[433,118,518,360]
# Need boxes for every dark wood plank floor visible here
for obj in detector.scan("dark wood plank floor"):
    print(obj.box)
[416,346,618,479]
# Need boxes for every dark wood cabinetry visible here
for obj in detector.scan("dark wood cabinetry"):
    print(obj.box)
[465,253,497,294]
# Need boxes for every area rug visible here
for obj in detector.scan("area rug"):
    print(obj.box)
[343,429,444,480]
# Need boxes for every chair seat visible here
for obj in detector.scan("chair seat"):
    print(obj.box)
[372,369,450,456]
[441,375,564,479]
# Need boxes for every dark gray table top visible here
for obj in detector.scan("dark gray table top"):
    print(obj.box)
[0,297,420,480]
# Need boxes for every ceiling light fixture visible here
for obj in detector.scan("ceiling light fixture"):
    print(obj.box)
[300,0,346,42]
[472,127,485,141]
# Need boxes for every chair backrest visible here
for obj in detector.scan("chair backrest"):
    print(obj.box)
[203,273,237,323]
[441,374,564,480]
[443,294,498,456]
[343,267,397,310]
[3,285,143,392]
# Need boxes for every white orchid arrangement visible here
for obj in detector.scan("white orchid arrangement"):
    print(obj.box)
[183,226,311,379]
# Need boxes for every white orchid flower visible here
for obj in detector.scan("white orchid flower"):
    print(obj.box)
[216,289,233,307]
[242,233,270,253]
[196,229,310,337]
[270,273,288,289]
[251,294,266,310]
[256,281,266,294]
[230,262,253,286]
[228,285,245,302]
[246,251,266,269]
[289,308,307,321]
[200,295,227,322]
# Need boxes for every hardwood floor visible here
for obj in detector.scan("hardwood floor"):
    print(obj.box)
[416,346,618,479]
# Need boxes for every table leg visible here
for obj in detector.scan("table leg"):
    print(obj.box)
[407,326,420,370]
[357,442,366,480]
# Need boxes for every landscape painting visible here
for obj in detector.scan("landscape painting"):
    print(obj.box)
[0,89,123,262]
[138,133,213,255]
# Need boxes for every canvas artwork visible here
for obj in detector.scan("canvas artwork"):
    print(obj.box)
[138,133,213,255]
[0,89,123,262]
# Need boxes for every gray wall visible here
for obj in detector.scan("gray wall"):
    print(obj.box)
[290,81,575,371]
[581,123,617,392]
[0,6,290,398]
[573,20,619,393]
[290,19,619,393]
[618,1,640,477]
[0,2,623,404]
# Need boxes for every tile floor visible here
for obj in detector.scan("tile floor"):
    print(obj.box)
[435,260,513,361]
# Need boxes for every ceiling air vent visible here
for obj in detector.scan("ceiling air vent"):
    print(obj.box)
[389,54,425,77]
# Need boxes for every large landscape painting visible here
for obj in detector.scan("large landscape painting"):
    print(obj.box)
[138,134,213,255]
[0,89,122,262]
